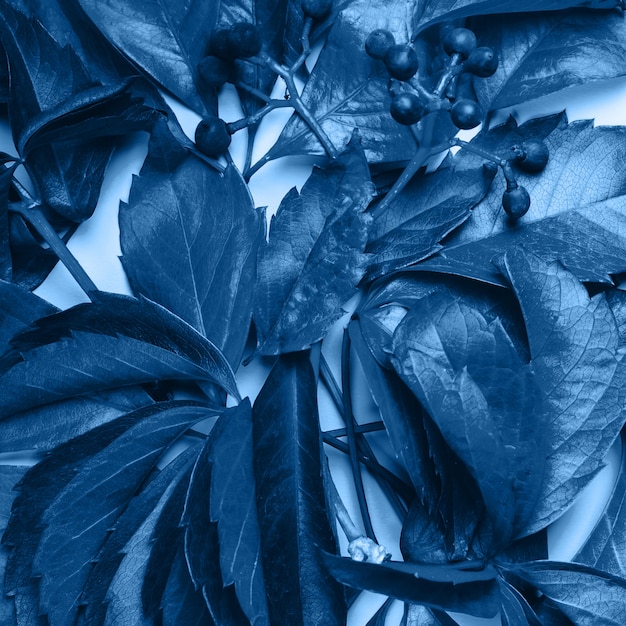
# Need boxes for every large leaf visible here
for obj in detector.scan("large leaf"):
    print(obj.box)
[417,113,626,286]
[120,120,264,367]
[75,0,218,115]
[266,1,417,164]
[366,162,496,281]
[0,292,239,419]
[505,561,626,626]
[320,552,500,618]
[254,135,374,354]
[209,401,270,625]
[416,0,625,29]
[471,9,626,112]
[252,352,346,625]
[574,432,626,577]
[499,249,626,535]
[391,287,545,546]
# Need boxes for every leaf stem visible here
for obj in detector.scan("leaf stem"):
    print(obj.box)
[10,201,98,299]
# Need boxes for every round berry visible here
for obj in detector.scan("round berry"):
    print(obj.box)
[365,29,395,60]
[502,186,531,219]
[229,22,262,58]
[464,46,498,77]
[211,28,237,60]
[390,92,426,125]
[195,117,232,158]
[384,44,418,81]
[512,139,549,173]
[450,99,482,130]
[197,55,232,88]
[442,27,477,59]
[302,0,333,20]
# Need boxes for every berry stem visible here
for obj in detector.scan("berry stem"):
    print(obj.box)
[9,200,98,299]
[291,17,313,75]
[226,99,292,133]
[450,138,506,167]
[433,53,463,98]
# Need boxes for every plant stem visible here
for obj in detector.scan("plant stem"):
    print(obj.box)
[227,99,292,134]
[451,137,506,167]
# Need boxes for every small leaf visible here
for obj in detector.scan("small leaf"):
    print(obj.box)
[500,249,626,535]
[417,113,626,286]
[320,552,500,618]
[254,134,374,354]
[120,120,264,367]
[253,352,346,624]
[505,561,626,626]
[75,0,219,115]
[0,292,239,419]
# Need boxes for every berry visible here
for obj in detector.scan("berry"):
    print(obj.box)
[450,99,482,130]
[442,27,477,58]
[464,46,498,77]
[365,29,395,60]
[197,55,231,88]
[390,92,426,125]
[195,117,232,158]
[502,186,531,219]
[211,22,261,60]
[384,44,418,81]
[302,0,333,20]
[512,139,549,173]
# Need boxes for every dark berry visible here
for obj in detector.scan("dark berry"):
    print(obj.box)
[365,29,395,60]
[195,117,232,158]
[442,27,477,59]
[390,92,426,125]
[512,139,550,173]
[384,44,418,81]
[302,0,333,20]
[450,99,482,129]
[197,55,231,88]
[464,46,498,77]
[211,23,261,60]
[502,186,531,219]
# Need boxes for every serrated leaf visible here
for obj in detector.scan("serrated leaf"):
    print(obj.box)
[500,249,626,535]
[391,288,546,545]
[0,292,239,418]
[266,1,417,164]
[120,121,264,367]
[472,10,626,112]
[505,561,626,626]
[574,432,626,577]
[417,113,626,286]
[254,135,374,354]
[365,162,496,280]
[28,402,210,626]
[78,445,199,625]
[252,352,346,625]
[76,0,218,115]
[416,0,624,30]
[209,401,270,625]
[320,552,500,618]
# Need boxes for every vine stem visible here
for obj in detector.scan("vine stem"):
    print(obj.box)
[9,199,98,300]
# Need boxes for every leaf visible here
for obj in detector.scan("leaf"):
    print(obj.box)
[254,134,374,354]
[505,561,626,626]
[391,287,546,545]
[252,352,346,625]
[120,120,264,367]
[471,9,626,112]
[416,0,624,30]
[574,431,626,576]
[27,402,211,626]
[499,579,544,626]
[76,0,219,115]
[0,162,14,282]
[0,292,239,419]
[78,444,199,625]
[365,161,496,280]
[209,401,270,625]
[499,249,626,535]
[266,1,417,164]
[417,113,626,286]
[320,552,500,618]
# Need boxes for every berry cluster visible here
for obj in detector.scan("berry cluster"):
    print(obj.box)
[365,26,497,130]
